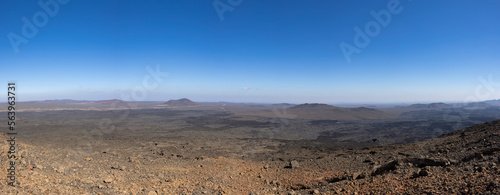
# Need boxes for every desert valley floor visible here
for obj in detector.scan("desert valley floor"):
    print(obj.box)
[0,99,499,194]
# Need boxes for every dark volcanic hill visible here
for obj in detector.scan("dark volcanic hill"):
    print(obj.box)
[164,98,198,106]
[287,103,389,120]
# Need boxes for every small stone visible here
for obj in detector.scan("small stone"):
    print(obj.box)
[85,158,92,161]
[350,172,359,181]
[487,182,498,191]
[195,156,205,160]
[55,166,66,173]
[19,170,29,176]
[418,170,428,177]
[104,177,113,183]
[290,160,300,168]
[148,191,157,195]
[313,189,320,194]
[357,172,367,179]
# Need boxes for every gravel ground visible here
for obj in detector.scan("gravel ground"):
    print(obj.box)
[0,119,499,194]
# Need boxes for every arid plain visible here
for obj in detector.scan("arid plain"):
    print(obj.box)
[0,98,499,194]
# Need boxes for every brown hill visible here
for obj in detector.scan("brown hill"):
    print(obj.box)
[164,98,198,106]
[287,103,389,120]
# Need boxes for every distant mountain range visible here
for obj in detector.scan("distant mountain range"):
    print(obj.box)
[287,103,389,120]
[93,99,126,105]
[271,103,296,107]
[42,99,87,103]
[164,98,198,106]
[42,99,125,104]
[30,98,500,107]
[405,99,500,109]
[407,103,453,109]
[483,99,500,106]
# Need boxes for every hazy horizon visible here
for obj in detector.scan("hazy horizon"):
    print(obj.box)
[1,1,499,103]
[3,97,500,107]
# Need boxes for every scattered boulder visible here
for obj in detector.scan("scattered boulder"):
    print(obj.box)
[111,164,125,170]
[419,169,429,177]
[195,156,205,160]
[372,160,398,176]
[356,171,367,179]
[404,157,448,168]
[148,191,157,195]
[290,160,300,168]
[104,177,113,183]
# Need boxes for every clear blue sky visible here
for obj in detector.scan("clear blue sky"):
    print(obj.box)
[1,0,499,104]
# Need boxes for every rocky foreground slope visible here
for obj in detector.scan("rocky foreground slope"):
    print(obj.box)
[0,120,499,194]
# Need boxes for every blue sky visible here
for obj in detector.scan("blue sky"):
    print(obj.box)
[1,0,499,104]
